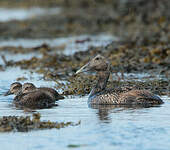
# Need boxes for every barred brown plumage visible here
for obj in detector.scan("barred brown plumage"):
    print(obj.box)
[5,82,64,109]
[76,55,164,106]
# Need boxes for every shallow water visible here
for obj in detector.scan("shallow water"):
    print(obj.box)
[0,67,170,150]
[0,7,61,22]
[0,34,170,150]
[0,34,116,55]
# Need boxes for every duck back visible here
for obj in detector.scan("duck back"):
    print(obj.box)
[38,87,64,100]
[89,89,163,106]
[13,90,55,109]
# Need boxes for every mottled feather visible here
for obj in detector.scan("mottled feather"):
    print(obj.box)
[76,55,164,106]
[13,90,55,109]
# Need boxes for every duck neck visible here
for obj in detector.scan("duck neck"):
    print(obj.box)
[90,70,110,97]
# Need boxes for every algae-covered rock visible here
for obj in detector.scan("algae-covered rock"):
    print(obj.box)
[0,113,80,132]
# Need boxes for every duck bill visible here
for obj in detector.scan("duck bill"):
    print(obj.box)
[4,90,12,96]
[76,63,90,74]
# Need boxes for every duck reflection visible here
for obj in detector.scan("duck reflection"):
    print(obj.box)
[89,104,162,122]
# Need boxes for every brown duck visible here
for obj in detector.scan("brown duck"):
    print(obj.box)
[76,55,164,106]
[5,82,64,109]
[4,82,22,96]
[21,83,64,101]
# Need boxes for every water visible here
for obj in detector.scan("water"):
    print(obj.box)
[0,34,116,55]
[0,35,170,150]
[0,7,61,22]
[0,69,170,150]
[0,84,170,150]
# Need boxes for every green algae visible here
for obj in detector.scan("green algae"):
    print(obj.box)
[0,113,80,132]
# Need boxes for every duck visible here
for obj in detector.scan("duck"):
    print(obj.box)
[4,82,22,96]
[5,82,64,109]
[76,55,164,106]
[13,88,55,109]
[22,83,64,101]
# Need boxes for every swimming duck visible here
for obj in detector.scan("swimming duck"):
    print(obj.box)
[5,82,64,100]
[14,89,55,109]
[22,83,64,101]
[5,82,64,109]
[4,82,22,96]
[76,55,164,106]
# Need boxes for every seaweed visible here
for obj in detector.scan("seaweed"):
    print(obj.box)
[0,113,80,132]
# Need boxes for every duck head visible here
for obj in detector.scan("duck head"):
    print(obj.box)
[4,82,22,96]
[76,54,110,74]
[22,83,36,94]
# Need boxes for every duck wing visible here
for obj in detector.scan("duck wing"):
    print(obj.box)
[118,90,163,105]
[38,87,64,100]
[89,89,163,106]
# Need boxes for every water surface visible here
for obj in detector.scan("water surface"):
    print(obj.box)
[0,34,116,55]
[0,67,170,150]
[0,7,61,22]
[0,35,169,150]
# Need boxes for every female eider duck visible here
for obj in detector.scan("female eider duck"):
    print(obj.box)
[5,82,64,109]
[21,83,64,101]
[4,82,22,96]
[76,55,164,106]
